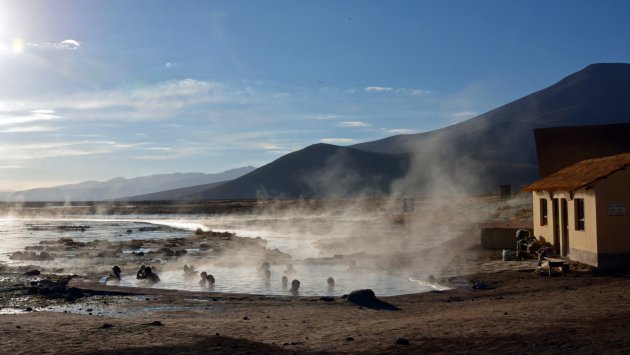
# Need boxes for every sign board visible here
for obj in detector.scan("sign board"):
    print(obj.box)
[607,203,627,216]
[403,198,414,212]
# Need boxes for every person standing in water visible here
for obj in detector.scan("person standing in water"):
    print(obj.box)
[281,275,288,290]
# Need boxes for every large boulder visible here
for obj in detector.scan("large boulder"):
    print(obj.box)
[346,289,400,311]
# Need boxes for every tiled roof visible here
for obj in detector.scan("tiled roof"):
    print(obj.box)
[523,152,630,192]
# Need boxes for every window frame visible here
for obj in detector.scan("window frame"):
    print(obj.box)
[575,198,585,231]
[540,198,548,226]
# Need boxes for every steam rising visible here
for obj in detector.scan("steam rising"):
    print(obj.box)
[0,133,532,295]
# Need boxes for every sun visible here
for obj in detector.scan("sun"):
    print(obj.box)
[11,37,25,54]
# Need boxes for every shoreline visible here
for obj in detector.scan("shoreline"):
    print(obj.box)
[2,266,630,353]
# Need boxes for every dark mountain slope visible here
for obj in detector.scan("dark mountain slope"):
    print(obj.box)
[351,63,630,191]
[184,144,410,200]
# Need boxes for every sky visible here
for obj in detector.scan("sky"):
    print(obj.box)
[1,0,630,190]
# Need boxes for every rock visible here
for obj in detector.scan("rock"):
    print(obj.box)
[319,296,335,302]
[346,289,400,311]
[346,336,354,341]
[102,323,113,329]
[396,337,410,345]
[146,321,163,326]
[23,269,41,276]
[473,281,488,290]
[25,307,33,312]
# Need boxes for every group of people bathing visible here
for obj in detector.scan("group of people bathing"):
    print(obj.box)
[107,261,338,295]
[106,264,160,284]
[257,262,336,295]
[184,264,215,288]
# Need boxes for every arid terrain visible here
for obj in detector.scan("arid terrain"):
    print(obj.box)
[2,196,630,354]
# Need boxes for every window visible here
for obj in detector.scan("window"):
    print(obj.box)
[540,198,548,226]
[575,198,585,230]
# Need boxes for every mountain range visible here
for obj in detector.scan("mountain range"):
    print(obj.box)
[136,63,630,200]
[0,167,255,202]
[6,63,630,201]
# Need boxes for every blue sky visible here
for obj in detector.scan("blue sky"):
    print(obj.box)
[1,0,630,190]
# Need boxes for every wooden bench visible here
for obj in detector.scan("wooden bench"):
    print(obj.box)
[543,257,566,276]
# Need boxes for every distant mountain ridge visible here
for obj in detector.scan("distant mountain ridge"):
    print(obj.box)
[0,166,255,202]
[151,63,630,200]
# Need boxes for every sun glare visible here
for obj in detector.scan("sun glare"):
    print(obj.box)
[11,37,25,54]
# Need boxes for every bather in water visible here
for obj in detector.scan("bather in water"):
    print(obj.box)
[136,264,147,279]
[281,275,288,290]
[105,265,121,284]
[206,274,215,289]
[290,279,300,296]
[327,276,335,292]
[142,266,160,284]
[199,271,208,286]
[184,264,198,280]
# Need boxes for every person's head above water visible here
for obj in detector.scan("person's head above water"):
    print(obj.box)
[327,276,335,287]
[290,279,300,291]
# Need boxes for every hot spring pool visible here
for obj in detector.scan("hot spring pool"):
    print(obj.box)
[105,264,447,297]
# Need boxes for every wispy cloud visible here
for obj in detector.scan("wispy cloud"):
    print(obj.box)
[365,86,394,93]
[365,86,431,96]
[338,121,369,127]
[385,128,420,135]
[406,89,431,96]
[320,138,358,145]
[164,62,177,68]
[0,109,60,126]
[1,79,260,122]
[0,125,56,133]
[0,141,116,161]
[27,39,81,50]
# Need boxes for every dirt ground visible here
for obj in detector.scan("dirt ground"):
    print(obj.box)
[2,196,630,353]
[2,250,630,354]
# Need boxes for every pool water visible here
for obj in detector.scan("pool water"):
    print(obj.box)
[108,264,444,297]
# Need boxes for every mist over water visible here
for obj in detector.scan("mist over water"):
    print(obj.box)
[0,193,529,296]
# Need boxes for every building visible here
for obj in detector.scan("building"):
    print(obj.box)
[523,153,630,269]
[533,123,630,178]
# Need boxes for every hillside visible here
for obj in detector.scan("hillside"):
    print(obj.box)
[182,144,409,200]
[350,63,630,193]
[127,63,630,200]
[0,167,255,202]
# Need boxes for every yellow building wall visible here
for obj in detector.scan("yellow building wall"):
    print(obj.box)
[567,189,598,265]
[531,168,630,268]
[531,191,554,242]
[595,168,630,254]
[531,189,598,266]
